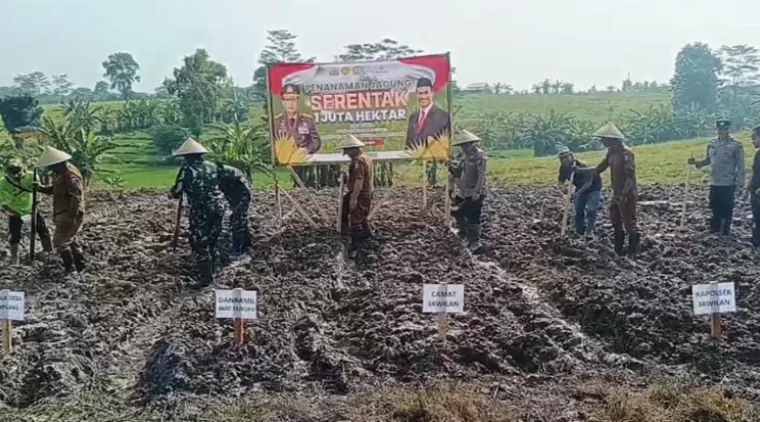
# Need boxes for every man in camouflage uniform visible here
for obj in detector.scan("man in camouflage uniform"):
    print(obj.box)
[689,120,745,236]
[216,163,252,256]
[593,123,640,258]
[448,130,487,252]
[34,147,87,274]
[338,135,373,255]
[169,138,226,285]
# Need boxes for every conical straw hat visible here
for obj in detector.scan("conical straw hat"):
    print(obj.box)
[452,130,481,146]
[36,146,72,168]
[172,138,208,156]
[335,135,365,150]
[592,122,625,140]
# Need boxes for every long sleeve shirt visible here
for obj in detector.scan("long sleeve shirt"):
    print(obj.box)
[38,163,85,224]
[449,147,487,198]
[695,137,745,187]
[0,172,35,215]
[750,148,760,194]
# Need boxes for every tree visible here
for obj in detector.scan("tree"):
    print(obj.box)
[560,82,574,95]
[0,95,44,134]
[52,74,74,100]
[70,87,94,100]
[164,49,228,137]
[252,30,314,102]
[719,45,760,88]
[670,42,722,113]
[102,52,141,100]
[93,80,110,99]
[13,72,50,97]
[207,118,271,181]
[335,38,422,61]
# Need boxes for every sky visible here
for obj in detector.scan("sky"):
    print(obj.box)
[1,0,759,92]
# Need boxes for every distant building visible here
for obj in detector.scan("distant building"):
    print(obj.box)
[463,82,492,93]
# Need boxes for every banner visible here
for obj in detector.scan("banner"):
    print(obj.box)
[267,54,452,167]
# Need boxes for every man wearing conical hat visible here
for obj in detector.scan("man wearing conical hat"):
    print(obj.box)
[34,146,87,274]
[688,119,745,236]
[338,135,373,255]
[557,147,603,238]
[1,159,53,265]
[593,123,639,258]
[448,130,487,252]
[169,138,226,285]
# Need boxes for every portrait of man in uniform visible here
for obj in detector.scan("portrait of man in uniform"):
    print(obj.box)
[405,77,451,149]
[273,84,322,154]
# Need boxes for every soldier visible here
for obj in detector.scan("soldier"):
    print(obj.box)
[1,160,53,264]
[688,119,745,236]
[34,147,87,274]
[557,148,603,238]
[169,138,226,285]
[747,125,760,247]
[448,130,487,252]
[338,135,373,255]
[593,123,639,258]
[216,163,252,257]
[273,84,322,154]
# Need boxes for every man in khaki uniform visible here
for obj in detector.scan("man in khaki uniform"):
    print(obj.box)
[593,123,639,258]
[448,130,487,252]
[338,135,373,255]
[35,146,86,274]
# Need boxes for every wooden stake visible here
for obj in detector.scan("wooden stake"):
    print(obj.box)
[680,153,693,230]
[422,161,428,210]
[278,187,318,227]
[710,313,722,340]
[560,172,575,236]
[337,170,345,234]
[438,312,449,344]
[444,162,451,226]
[288,166,329,222]
[2,319,11,354]
[273,171,283,227]
[234,318,245,345]
[29,168,38,261]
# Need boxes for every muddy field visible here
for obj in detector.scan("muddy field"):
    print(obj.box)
[1,184,759,421]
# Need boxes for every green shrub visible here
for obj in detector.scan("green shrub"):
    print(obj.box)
[149,124,189,157]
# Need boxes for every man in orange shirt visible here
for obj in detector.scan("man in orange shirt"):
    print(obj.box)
[338,135,373,255]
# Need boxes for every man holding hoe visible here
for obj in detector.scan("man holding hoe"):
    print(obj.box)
[593,123,640,258]
[557,147,603,238]
[339,135,373,256]
[0,159,53,265]
[448,130,487,252]
[34,146,87,274]
[169,138,226,285]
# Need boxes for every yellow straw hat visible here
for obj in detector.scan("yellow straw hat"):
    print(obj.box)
[335,135,365,150]
[452,130,481,146]
[172,138,208,156]
[36,146,72,168]
[592,122,625,140]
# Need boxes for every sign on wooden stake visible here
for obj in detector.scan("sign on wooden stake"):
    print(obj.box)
[692,282,736,340]
[0,290,25,354]
[215,288,258,346]
[422,283,464,343]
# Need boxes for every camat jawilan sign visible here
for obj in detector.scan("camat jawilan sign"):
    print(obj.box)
[267,54,452,166]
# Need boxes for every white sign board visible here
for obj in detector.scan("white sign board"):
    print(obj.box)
[692,282,736,316]
[422,284,464,314]
[0,290,25,321]
[215,289,258,320]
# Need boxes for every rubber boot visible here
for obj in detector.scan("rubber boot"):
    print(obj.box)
[60,249,75,273]
[467,224,483,252]
[613,229,626,256]
[9,244,19,265]
[455,216,468,239]
[197,260,214,287]
[721,219,732,237]
[71,248,86,273]
[627,232,640,259]
[709,216,721,234]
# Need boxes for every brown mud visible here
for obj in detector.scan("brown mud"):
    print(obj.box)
[0,185,759,421]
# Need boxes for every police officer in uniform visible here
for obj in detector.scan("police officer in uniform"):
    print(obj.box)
[273,84,322,154]
[689,119,745,236]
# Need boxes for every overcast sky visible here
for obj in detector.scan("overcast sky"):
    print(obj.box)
[2,0,759,92]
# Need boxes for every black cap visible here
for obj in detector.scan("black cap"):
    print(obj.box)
[416,77,433,90]
[716,119,731,129]
[281,83,300,96]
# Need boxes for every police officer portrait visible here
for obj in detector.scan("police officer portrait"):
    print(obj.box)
[272,83,322,155]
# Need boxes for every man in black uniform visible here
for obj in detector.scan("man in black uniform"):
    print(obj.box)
[216,163,253,256]
[748,125,760,247]
[558,148,603,237]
